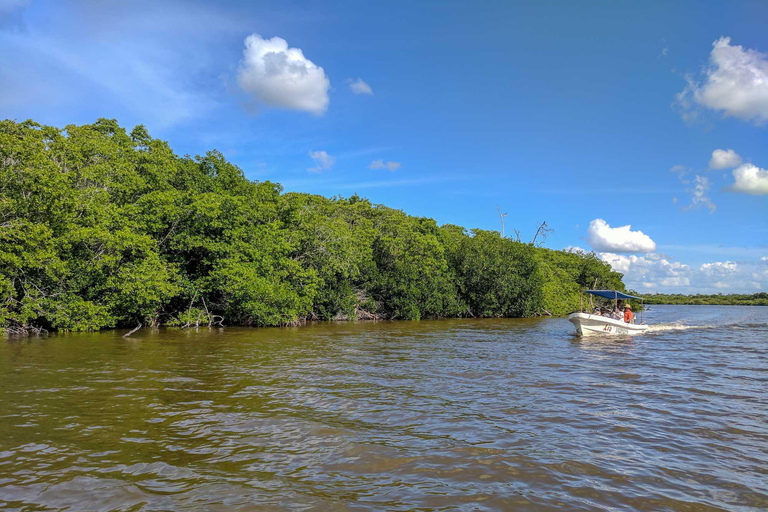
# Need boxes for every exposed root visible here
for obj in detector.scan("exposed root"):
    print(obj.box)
[355,307,380,321]
[3,324,49,336]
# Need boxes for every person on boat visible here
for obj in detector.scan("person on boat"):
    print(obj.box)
[623,304,634,324]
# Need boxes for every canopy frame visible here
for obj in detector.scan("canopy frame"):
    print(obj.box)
[583,290,643,300]
[580,290,645,324]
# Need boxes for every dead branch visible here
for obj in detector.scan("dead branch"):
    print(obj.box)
[531,221,554,247]
[4,324,48,336]
[355,307,380,320]
[495,205,508,238]
[201,295,211,326]
[123,322,142,338]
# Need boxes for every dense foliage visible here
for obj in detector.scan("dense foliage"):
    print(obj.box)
[644,293,768,306]
[0,119,626,333]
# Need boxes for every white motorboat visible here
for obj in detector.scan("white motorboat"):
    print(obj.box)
[568,290,648,337]
[568,312,649,336]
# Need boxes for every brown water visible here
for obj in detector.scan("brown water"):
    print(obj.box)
[1,305,767,511]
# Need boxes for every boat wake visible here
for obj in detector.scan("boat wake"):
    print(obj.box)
[644,323,716,333]
[645,322,768,333]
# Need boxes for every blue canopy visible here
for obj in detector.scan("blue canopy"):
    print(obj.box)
[584,290,643,300]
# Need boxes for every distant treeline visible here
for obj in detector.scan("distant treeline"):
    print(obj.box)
[0,119,626,333]
[644,293,768,306]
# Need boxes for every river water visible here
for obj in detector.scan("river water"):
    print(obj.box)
[1,305,766,511]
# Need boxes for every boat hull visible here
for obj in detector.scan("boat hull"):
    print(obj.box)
[568,312,648,337]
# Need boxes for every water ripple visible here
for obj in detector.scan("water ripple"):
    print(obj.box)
[1,305,766,511]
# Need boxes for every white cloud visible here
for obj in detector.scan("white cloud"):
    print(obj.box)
[368,159,401,171]
[730,163,768,195]
[564,246,587,254]
[678,37,768,124]
[599,253,689,281]
[587,219,657,253]
[683,175,717,213]
[347,78,373,95]
[307,150,335,173]
[700,261,738,275]
[238,34,330,115]
[599,253,765,293]
[709,149,742,169]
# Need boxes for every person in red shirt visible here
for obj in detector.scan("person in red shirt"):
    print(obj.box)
[623,304,634,324]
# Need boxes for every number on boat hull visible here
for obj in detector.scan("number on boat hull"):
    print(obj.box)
[600,324,630,335]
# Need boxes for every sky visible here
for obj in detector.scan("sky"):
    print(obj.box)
[1,0,767,294]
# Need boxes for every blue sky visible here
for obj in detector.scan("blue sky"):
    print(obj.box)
[1,0,767,293]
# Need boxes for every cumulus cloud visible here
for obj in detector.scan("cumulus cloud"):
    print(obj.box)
[599,253,765,293]
[683,175,717,213]
[729,163,768,195]
[238,34,330,115]
[677,37,768,124]
[368,159,401,171]
[700,261,738,275]
[709,149,742,169]
[307,150,335,173]
[586,219,657,253]
[347,78,373,95]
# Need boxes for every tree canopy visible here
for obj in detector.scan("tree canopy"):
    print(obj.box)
[0,119,627,333]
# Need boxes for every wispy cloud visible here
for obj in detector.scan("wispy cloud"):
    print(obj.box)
[307,150,335,173]
[682,175,716,213]
[280,175,468,192]
[0,0,249,129]
[368,159,401,171]
[346,78,373,95]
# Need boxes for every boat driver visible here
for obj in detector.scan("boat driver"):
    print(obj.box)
[624,304,634,324]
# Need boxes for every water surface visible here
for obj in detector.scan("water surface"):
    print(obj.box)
[1,305,766,511]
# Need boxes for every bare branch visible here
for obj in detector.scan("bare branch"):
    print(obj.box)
[123,323,142,338]
[495,205,508,238]
[531,221,554,247]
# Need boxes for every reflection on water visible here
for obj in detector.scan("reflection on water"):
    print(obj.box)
[1,305,767,511]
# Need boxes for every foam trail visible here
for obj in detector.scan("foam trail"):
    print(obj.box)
[644,322,768,333]
[645,323,715,333]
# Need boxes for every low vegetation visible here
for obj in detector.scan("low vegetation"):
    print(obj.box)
[1,119,627,333]
[644,293,768,306]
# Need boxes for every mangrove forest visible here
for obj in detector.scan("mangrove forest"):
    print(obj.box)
[0,119,627,333]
